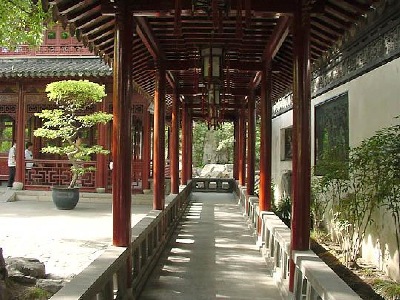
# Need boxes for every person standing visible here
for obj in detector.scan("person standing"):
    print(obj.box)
[7,141,16,189]
[25,142,34,170]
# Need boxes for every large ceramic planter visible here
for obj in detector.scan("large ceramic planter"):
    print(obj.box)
[51,186,80,210]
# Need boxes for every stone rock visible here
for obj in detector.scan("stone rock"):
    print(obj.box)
[36,279,64,294]
[198,164,233,178]
[8,272,37,284]
[12,182,24,190]
[6,257,46,279]
[0,280,11,300]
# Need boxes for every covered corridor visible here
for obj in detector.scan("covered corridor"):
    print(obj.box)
[0,0,398,298]
[140,192,281,300]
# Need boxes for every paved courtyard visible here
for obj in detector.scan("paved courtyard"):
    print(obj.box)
[0,190,151,280]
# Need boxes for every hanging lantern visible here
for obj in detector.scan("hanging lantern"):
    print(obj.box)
[208,83,220,106]
[201,47,223,81]
[201,46,223,130]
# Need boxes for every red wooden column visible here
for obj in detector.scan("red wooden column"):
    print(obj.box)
[246,91,256,195]
[259,63,273,212]
[170,87,179,193]
[96,99,107,191]
[15,83,25,187]
[238,107,246,186]
[153,62,166,210]
[289,1,312,291]
[188,112,193,180]
[112,5,133,247]
[181,101,188,185]
[233,117,239,180]
[142,109,151,190]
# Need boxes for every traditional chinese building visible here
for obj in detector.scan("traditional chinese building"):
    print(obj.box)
[0,25,153,192]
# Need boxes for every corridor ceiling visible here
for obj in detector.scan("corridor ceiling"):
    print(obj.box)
[43,0,384,120]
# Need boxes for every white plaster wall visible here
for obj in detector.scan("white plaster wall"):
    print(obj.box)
[271,110,292,201]
[271,57,400,281]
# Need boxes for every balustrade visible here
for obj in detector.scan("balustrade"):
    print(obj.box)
[24,178,363,299]
[0,158,164,193]
[237,185,362,300]
[50,182,192,299]
[24,159,96,191]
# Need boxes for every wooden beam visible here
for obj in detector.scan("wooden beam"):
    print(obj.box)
[186,102,249,109]
[263,16,291,61]
[98,0,328,17]
[163,59,262,71]
[129,0,297,15]
[178,87,250,96]
[135,17,177,88]
[249,15,291,89]
[135,17,162,60]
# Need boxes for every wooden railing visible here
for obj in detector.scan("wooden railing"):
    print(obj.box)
[0,158,169,193]
[25,159,96,191]
[24,159,144,193]
[50,181,192,299]
[236,185,362,300]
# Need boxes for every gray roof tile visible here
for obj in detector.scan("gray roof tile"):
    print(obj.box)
[0,57,112,78]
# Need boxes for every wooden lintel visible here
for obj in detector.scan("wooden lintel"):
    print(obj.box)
[178,87,249,96]
[186,103,250,109]
[163,59,262,71]
[263,16,291,62]
[135,16,165,60]
[103,0,327,16]
[129,0,297,15]
[166,71,176,89]
[249,15,291,89]
[135,16,176,87]
[249,71,262,90]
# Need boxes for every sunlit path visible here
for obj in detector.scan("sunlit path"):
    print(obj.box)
[140,192,281,300]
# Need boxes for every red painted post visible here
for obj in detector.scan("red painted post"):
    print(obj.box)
[233,117,239,180]
[142,110,151,190]
[259,64,273,212]
[289,1,312,291]
[181,101,188,185]
[170,88,179,193]
[153,63,166,210]
[96,99,107,191]
[246,91,255,195]
[188,112,193,180]
[112,5,133,247]
[238,113,242,184]
[238,108,246,186]
[15,83,25,186]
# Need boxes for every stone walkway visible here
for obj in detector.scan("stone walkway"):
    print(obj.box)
[0,190,151,280]
[140,192,282,300]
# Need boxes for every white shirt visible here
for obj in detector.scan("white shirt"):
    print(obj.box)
[8,145,16,167]
[25,148,33,169]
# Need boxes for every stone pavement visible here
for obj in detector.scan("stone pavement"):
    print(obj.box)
[140,192,282,300]
[0,189,152,280]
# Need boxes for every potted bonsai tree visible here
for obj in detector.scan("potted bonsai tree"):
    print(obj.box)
[34,80,113,210]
